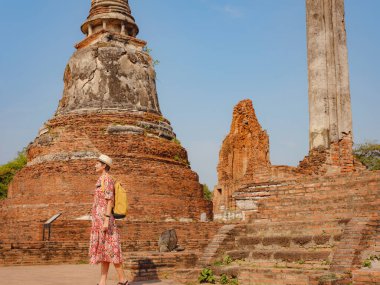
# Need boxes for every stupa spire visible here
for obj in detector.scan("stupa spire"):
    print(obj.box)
[81,0,139,37]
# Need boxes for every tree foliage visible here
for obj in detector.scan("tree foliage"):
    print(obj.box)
[0,151,27,199]
[353,142,380,171]
[203,184,212,201]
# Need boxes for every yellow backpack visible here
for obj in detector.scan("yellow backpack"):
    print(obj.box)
[101,177,128,219]
[113,181,128,219]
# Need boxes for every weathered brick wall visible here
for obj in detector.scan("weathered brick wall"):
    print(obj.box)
[214,99,271,217]
[49,220,222,252]
[0,221,44,243]
[0,220,222,268]
[2,113,212,223]
[255,171,380,222]
[353,269,380,285]
[299,134,358,175]
[214,100,364,221]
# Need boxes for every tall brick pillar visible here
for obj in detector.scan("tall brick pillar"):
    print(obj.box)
[306,0,354,173]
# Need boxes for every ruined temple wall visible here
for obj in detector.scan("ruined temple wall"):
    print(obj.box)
[214,89,359,219]
[253,170,380,222]
[214,99,273,219]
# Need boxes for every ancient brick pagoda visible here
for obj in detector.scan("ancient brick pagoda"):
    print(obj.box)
[1,0,380,284]
[0,0,211,224]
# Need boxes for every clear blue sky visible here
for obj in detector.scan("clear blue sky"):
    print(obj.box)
[0,1,379,188]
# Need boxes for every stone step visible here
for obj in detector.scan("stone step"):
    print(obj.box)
[235,260,330,271]
[236,234,339,249]
[213,265,352,285]
[246,219,347,233]
[198,224,238,266]
[225,249,331,263]
[352,268,380,285]
[212,265,329,285]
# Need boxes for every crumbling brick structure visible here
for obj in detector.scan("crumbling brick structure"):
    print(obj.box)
[213,0,366,222]
[0,1,216,280]
[0,0,211,225]
[210,1,380,283]
[1,1,379,284]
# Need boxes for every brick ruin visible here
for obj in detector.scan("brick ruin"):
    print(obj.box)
[210,0,380,284]
[1,0,379,284]
[213,0,367,222]
[0,0,212,223]
[0,0,217,280]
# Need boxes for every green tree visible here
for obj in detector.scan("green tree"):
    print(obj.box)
[353,142,380,170]
[203,184,212,201]
[0,150,27,199]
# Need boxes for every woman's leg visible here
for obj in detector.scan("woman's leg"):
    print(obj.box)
[99,262,110,285]
[114,263,128,284]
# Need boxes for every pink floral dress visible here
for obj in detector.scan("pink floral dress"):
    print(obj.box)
[89,173,123,264]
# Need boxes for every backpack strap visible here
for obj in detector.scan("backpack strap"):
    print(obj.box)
[100,175,105,192]
[101,173,116,192]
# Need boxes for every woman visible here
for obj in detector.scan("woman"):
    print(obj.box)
[89,154,129,285]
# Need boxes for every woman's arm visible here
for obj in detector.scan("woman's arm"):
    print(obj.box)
[102,199,113,231]
[102,175,115,231]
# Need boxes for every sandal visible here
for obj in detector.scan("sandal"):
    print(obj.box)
[117,281,129,285]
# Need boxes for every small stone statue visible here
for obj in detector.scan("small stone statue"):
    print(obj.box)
[158,229,184,252]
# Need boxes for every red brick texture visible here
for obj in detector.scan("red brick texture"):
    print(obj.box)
[353,269,380,284]
[208,171,380,284]
[1,112,211,223]
[214,100,367,220]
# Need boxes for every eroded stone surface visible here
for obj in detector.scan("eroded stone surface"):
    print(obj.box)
[57,40,160,115]
[306,0,352,150]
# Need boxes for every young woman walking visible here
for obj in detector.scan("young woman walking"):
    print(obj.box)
[89,154,129,285]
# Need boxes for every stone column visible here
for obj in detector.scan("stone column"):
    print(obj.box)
[306,0,352,150]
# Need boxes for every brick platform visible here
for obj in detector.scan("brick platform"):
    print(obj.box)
[0,220,222,283]
[206,171,380,284]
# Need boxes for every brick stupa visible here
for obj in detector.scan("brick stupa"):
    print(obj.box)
[0,0,211,224]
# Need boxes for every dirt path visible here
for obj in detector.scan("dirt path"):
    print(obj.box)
[0,264,181,285]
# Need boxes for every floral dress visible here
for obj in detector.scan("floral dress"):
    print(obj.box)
[89,173,123,264]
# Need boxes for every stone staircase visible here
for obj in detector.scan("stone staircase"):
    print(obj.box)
[198,224,239,266]
[205,172,380,284]
[230,219,344,265]
[202,219,350,284]
[351,216,380,285]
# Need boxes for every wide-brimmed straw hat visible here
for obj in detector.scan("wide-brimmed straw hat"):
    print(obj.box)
[98,154,113,167]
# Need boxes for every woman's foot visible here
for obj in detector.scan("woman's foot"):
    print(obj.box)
[117,281,129,285]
